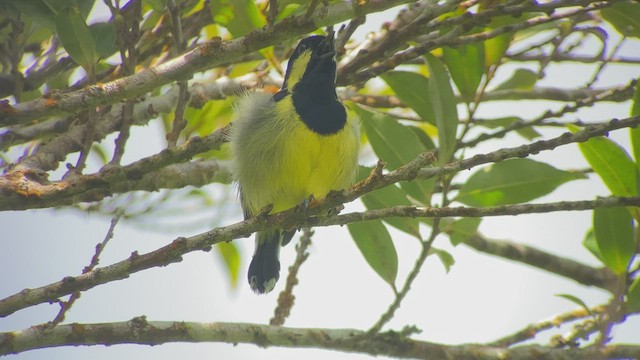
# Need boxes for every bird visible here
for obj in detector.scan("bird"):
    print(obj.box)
[229,33,360,294]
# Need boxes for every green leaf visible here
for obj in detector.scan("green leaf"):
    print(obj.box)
[408,126,436,151]
[348,220,398,289]
[355,105,425,170]
[185,97,234,137]
[354,105,435,204]
[359,166,421,239]
[483,15,515,68]
[594,206,635,275]
[90,144,109,165]
[43,0,79,13]
[556,293,592,315]
[445,217,482,246]
[216,242,240,288]
[145,0,168,11]
[601,0,640,38]
[89,22,116,59]
[430,247,455,273]
[424,54,459,164]
[209,0,266,37]
[515,126,541,141]
[627,275,640,312]
[575,131,637,197]
[456,158,586,206]
[630,81,640,167]
[55,7,96,72]
[493,68,537,91]
[477,116,522,129]
[443,43,485,101]
[380,71,435,125]
[582,228,604,263]
[11,0,57,29]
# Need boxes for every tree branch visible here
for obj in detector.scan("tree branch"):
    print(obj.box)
[0,0,413,126]
[463,233,616,290]
[0,124,231,211]
[1,319,639,359]
[270,228,313,326]
[489,305,606,347]
[1,116,639,316]
[6,73,261,172]
[1,195,638,318]
[345,0,610,85]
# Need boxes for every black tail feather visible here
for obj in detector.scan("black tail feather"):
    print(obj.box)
[248,230,281,294]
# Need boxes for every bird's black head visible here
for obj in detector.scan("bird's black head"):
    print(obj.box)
[281,34,337,92]
[276,33,346,135]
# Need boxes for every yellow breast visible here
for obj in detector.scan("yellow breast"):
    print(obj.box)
[267,97,359,213]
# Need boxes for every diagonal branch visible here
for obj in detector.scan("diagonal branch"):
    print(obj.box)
[489,305,606,347]
[463,233,616,290]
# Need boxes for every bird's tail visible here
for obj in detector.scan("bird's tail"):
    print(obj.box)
[248,230,282,294]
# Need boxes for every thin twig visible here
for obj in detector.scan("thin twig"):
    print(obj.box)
[270,228,313,326]
[268,0,278,26]
[586,35,626,88]
[460,80,637,149]
[46,210,123,327]
[490,305,605,347]
[166,0,191,148]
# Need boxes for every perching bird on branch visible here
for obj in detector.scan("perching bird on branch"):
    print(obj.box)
[230,33,360,294]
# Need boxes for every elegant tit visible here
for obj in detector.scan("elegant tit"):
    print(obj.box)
[229,33,360,294]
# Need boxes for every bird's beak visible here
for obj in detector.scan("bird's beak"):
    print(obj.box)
[318,32,336,61]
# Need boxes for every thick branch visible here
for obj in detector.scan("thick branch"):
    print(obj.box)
[0,125,231,211]
[1,319,638,359]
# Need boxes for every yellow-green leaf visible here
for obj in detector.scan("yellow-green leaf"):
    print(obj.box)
[483,15,515,68]
[593,206,635,275]
[582,228,604,263]
[493,68,537,91]
[576,133,637,197]
[380,71,435,125]
[216,242,240,288]
[209,0,266,37]
[430,247,455,273]
[443,43,485,101]
[456,158,586,206]
[359,166,421,239]
[445,218,481,246]
[627,275,640,312]
[89,22,116,59]
[630,81,640,167]
[55,6,96,72]
[354,105,435,204]
[424,54,459,164]
[601,0,640,38]
[348,220,398,289]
